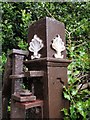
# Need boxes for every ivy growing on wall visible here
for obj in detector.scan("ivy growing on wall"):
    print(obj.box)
[1,2,90,119]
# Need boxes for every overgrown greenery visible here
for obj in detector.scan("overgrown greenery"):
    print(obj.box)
[1,2,90,119]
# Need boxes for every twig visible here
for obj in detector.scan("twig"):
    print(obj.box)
[45,7,55,19]
[78,74,88,80]
[71,24,85,33]
[65,29,71,34]
[74,42,86,48]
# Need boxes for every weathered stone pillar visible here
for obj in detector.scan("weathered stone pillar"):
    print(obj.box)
[26,17,71,118]
[9,49,28,119]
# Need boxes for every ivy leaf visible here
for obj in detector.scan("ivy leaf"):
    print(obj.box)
[61,108,69,116]
[71,89,78,96]
[63,92,70,100]
[18,40,28,50]
[69,105,78,120]
[76,101,87,118]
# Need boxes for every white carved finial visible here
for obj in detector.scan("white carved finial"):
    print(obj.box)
[29,34,44,59]
[51,34,65,58]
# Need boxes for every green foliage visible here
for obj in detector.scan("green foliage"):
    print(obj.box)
[2,52,7,65]
[63,85,90,119]
[2,2,90,119]
[18,40,28,50]
[63,37,90,119]
[0,52,7,72]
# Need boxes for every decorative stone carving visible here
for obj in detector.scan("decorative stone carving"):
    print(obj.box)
[51,34,65,58]
[29,34,44,59]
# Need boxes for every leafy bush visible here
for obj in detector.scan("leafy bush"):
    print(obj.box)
[1,2,90,119]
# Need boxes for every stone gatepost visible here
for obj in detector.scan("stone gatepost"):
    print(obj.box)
[25,17,71,119]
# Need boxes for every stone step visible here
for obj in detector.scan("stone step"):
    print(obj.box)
[12,94,36,102]
[15,99,43,110]
[9,71,44,79]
